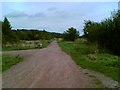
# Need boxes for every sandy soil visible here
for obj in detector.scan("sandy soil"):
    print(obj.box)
[2,41,100,88]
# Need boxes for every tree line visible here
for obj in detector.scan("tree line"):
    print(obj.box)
[2,17,63,45]
[1,17,80,44]
[83,10,120,56]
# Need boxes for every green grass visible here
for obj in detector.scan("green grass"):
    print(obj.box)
[2,55,23,72]
[2,40,51,51]
[58,41,119,81]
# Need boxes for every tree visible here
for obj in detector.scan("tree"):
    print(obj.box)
[83,10,120,55]
[63,27,79,41]
[2,17,11,35]
[2,17,12,44]
[2,17,19,44]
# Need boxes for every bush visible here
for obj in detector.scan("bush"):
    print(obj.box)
[63,27,79,41]
[83,10,120,56]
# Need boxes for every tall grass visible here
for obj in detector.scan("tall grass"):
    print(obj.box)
[2,40,51,51]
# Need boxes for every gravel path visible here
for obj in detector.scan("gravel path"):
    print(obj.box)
[3,41,100,88]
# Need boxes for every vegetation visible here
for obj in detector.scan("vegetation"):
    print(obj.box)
[2,17,63,44]
[2,55,22,72]
[83,10,120,56]
[11,29,63,40]
[2,40,51,51]
[2,17,18,44]
[2,17,63,50]
[63,27,79,41]
[59,41,119,81]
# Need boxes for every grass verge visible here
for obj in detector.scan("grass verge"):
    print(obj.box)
[58,41,119,81]
[2,55,23,72]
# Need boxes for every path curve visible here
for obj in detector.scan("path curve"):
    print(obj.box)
[3,41,99,88]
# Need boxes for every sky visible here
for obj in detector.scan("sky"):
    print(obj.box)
[1,2,119,35]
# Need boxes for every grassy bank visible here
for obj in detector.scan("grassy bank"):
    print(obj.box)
[2,55,22,72]
[58,41,119,81]
[2,40,51,51]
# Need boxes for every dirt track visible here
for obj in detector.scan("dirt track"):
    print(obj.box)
[3,41,100,88]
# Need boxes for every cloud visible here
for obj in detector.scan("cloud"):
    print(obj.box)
[47,7,73,19]
[31,12,46,18]
[5,11,46,18]
[5,11,28,18]
[47,7,58,11]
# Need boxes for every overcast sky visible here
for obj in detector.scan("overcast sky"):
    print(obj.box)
[1,2,118,35]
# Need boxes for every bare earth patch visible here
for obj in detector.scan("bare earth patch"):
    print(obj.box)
[3,41,102,88]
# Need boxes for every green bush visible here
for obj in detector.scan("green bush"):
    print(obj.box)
[63,27,79,41]
[83,10,120,56]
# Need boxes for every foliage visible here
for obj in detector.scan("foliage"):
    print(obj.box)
[2,17,19,44]
[83,10,120,56]
[2,17,11,35]
[12,29,63,40]
[59,41,119,81]
[2,17,63,45]
[63,27,79,41]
